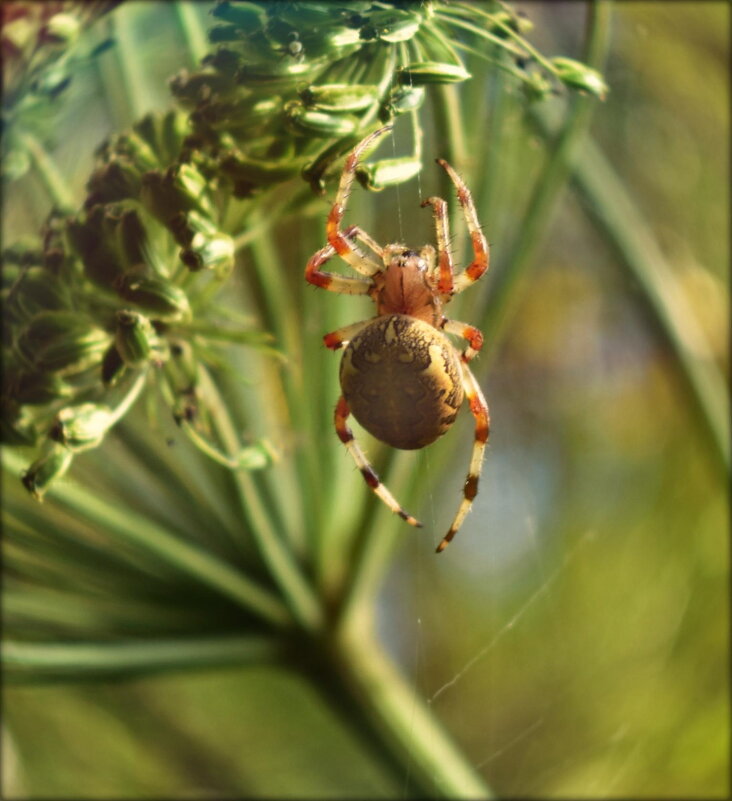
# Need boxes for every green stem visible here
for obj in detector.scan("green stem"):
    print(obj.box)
[112,4,149,120]
[477,0,612,361]
[2,449,291,628]
[553,132,729,475]
[332,625,494,799]
[18,130,75,213]
[3,635,283,682]
[197,365,324,632]
[174,1,209,64]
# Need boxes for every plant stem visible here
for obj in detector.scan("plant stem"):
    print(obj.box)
[174,1,209,64]
[197,365,325,632]
[18,130,75,213]
[331,624,494,799]
[2,449,291,628]
[553,133,729,475]
[4,635,283,682]
[477,0,612,362]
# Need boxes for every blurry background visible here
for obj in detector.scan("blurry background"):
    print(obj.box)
[3,2,728,798]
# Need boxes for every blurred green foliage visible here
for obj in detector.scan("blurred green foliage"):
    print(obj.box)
[2,2,728,799]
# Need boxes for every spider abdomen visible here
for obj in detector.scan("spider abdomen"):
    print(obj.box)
[340,314,464,450]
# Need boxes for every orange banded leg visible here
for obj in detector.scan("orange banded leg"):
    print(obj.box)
[335,396,422,528]
[442,318,484,362]
[436,362,490,553]
[436,158,489,295]
[323,318,375,351]
[343,224,384,265]
[305,244,374,294]
[421,195,454,295]
[327,126,392,273]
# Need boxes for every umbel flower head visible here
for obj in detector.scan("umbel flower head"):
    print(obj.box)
[2,0,605,498]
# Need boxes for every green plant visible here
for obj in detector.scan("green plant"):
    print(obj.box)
[3,2,727,798]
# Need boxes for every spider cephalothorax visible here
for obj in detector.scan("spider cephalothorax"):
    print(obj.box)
[305,125,490,552]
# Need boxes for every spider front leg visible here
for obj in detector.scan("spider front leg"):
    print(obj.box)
[335,396,422,528]
[421,195,455,296]
[305,242,374,294]
[327,125,393,273]
[436,158,490,295]
[437,360,490,553]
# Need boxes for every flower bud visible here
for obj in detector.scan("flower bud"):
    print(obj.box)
[140,165,213,223]
[218,152,300,193]
[551,57,608,100]
[211,1,267,28]
[117,208,151,268]
[115,276,191,322]
[397,62,471,85]
[300,84,379,114]
[101,343,127,387]
[50,403,115,452]
[4,266,69,322]
[22,442,73,500]
[359,9,421,43]
[356,157,422,191]
[85,159,143,205]
[181,231,235,275]
[15,311,111,375]
[284,102,358,137]
[114,310,165,367]
[12,370,74,406]
[42,13,80,45]
[66,207,126,288]
[381,85,425,118]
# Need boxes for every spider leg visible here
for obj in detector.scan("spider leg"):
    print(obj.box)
[322,318,376,350]
[327,126,392,274]
[420,195,454,296]
[436,159,489,296]
[345,224,384,263]
[441,318,484,362]
[305,243,374,294]
[335,395,422,528]
[436,361,490,553]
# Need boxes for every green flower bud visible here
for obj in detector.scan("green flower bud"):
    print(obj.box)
[114,309,165,367]
[101,343,127,387]
[66,207,126,288]
[50,403,115,452]
[1,409,38,447]
[181,231,235,275]
[381,85,425,118]
[15,311,111,376]
[12,370,74,406]
[211,1,267,29]
[43,13,80,45]
[140,165,213,223]
[115,276,191,322]
[117,208,151,268]
[359,9,422,43]
[218,152,301,194]
[356,158,422,191]
[397,62,471,85]
[300,84,379,114]
[4,266,69,322]
[22,442,73,500]
[85,159,143,204]
[284,102,358,137]
[551,57,608,100]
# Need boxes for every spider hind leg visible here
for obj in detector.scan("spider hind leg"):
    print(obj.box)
[436,361,490,552]
[335,395,422,528]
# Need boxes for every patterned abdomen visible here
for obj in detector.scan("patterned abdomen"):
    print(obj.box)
[340,314,464,450]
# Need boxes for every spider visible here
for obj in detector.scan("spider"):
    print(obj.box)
[305,125,490,552]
